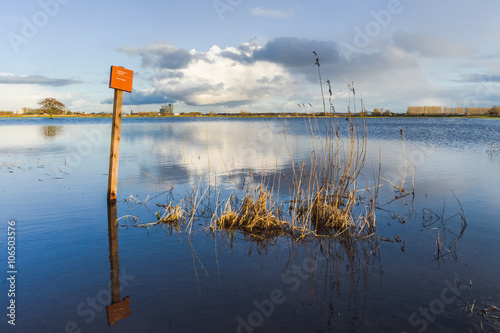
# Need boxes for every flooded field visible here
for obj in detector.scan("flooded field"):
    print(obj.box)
[1,117,499,332]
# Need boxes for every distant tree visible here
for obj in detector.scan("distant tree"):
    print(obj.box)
[443,107,454,115]
[372,108,381,116]
[407,106,424,115]
[38,97,66,117]
[488,106,500,116]
[383,110,392,116]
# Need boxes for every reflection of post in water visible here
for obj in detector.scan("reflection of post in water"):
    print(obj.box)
[106,202,131,325]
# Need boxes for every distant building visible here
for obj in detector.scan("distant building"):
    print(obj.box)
[160,104,174,115]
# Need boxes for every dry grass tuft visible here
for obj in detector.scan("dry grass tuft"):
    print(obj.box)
[155,202,186,225]
[309,189,355,234]
[209,111,378,241]
[119,201,186,234]
[215,188,289,238]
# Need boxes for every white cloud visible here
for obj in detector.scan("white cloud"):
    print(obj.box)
[152,44,300,106]
[250,6,296,18]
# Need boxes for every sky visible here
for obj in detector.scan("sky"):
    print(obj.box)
[1,0,500,114]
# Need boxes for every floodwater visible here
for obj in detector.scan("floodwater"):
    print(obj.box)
[1,117,499,332]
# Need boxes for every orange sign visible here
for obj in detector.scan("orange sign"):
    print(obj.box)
[109,66,133,93]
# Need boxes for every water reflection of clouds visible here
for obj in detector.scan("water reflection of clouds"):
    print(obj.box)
[118,121,499,203]
[3,120,498,205]
[141,121,311,188]
[0,126,46,150]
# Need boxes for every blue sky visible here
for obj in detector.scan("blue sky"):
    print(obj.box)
[1,0,499,114]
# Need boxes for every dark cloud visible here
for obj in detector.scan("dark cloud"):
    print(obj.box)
[117,43,194,70]
[245,37,417,85]
[220,50,253,63]
[0,74,82,86]
[253,37,341,67]
[157,49,193,70]
[220,37,343,75]
[196,99,252,108]
[257,75,284,84]
[336,49,416,76]
[160,82,227,106]
[157,71,185,79]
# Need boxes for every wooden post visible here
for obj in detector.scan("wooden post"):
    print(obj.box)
[107,65,133,202]
[107,89,123,202]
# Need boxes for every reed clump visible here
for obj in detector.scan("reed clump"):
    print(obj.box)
[210,105,378,240]
[308,189,355,234]
[215,188,290,238]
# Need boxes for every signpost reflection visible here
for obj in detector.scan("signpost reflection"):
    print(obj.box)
[106,202,131,325]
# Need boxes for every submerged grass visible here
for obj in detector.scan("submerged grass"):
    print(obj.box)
[118,195,186,234]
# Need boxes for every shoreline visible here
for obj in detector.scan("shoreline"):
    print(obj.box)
[1,114,498,119]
